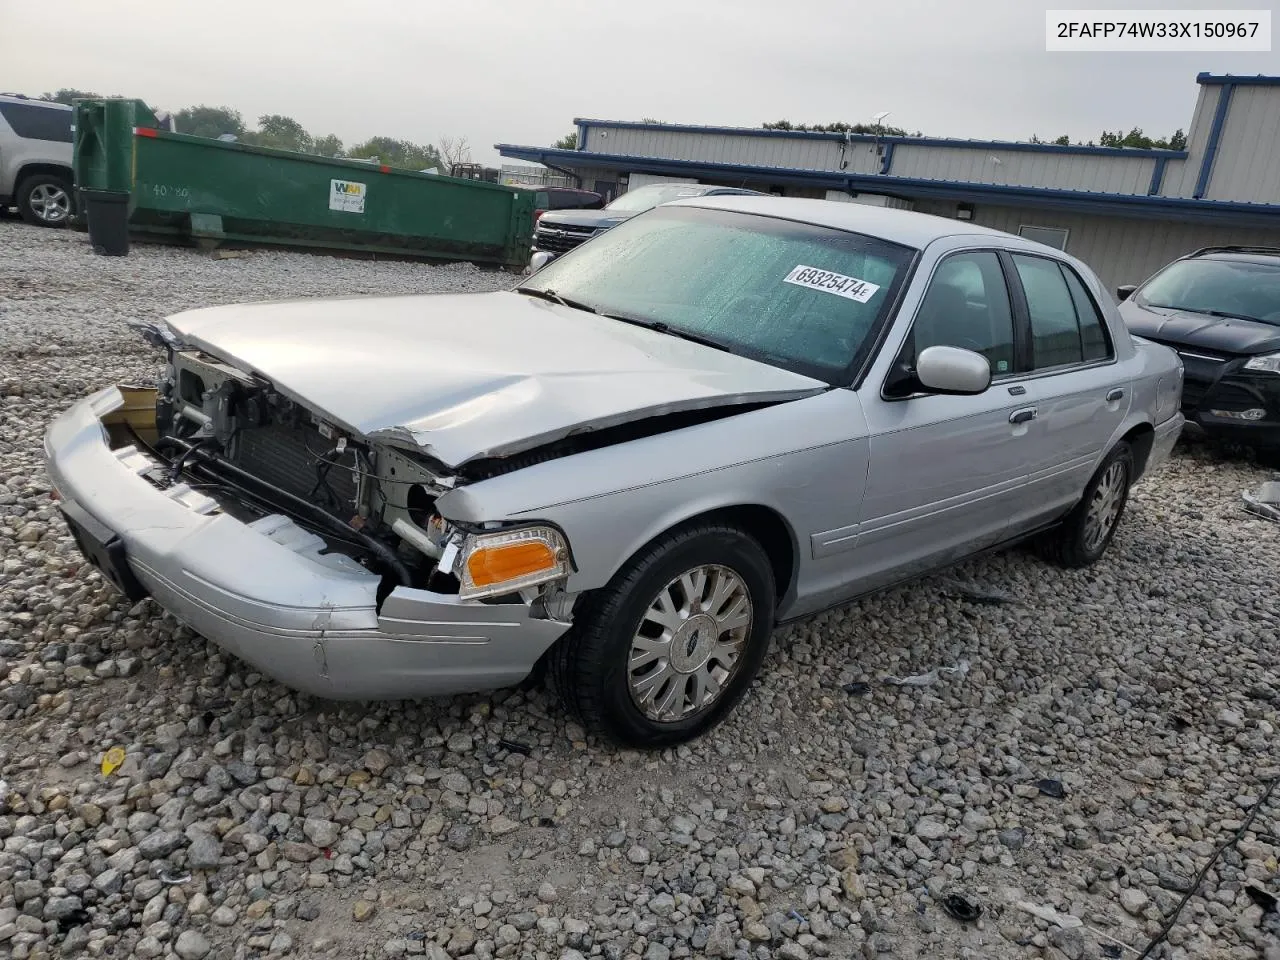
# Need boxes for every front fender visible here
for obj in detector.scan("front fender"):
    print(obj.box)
[437,390,870,596]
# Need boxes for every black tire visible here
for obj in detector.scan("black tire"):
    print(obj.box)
[1039,441,1134,568]
[552,523,776,747]
[16,173,75,227]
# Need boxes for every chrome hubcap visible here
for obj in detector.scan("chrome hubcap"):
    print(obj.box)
[29,184,71,223]
[628,564,752,723]
[1083,460,1127,551]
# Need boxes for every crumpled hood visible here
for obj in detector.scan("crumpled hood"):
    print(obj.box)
[164,291,825,469]
[1120,302,1280,355]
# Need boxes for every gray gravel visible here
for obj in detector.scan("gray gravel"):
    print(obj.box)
[2,220,1280,960]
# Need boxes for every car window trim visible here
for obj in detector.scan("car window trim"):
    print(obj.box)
[878,246,1024,402]
[1058,258,1117,361]
[1004,249,1120,374]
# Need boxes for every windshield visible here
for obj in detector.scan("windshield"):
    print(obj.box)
[518,205,915,382]
[1137,257,1280,325]
[604,184,716,213]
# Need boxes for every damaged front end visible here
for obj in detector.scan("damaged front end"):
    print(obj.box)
[125,321,575,609]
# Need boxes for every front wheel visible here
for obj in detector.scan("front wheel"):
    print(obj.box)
[17,173,75,227]
[1040,441,1134,568]
[552,523,776,747]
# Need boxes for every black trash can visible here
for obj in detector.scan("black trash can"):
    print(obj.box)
[80,189,130,256]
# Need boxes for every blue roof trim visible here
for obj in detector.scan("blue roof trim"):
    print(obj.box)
[494,144,1280,228]
[568,117,1188,159]
[1195,82,1235,199]
[1147,156,1167,196]
[1197,72,1280,86]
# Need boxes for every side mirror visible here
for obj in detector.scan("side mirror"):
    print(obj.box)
[916,345,991,396]
[1116,284,1137,302]
[528,250,556,274]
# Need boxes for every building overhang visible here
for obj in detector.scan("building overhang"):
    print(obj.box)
[496,144,1280,229]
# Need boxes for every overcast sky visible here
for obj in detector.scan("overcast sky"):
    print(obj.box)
[6,0,1278,164]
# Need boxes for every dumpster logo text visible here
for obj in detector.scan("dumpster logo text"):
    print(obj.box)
[329,179,367,214]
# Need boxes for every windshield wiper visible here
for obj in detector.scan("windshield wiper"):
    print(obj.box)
[1199,308,1267,324]
[605,315,733,353]
[1147,303,1265,324]
[516,287,601,314]
[518,289,735,352]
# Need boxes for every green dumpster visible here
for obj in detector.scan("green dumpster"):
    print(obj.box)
[72,98,534,267]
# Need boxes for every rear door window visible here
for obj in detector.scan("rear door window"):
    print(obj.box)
[1012,254,1112,368]
[1061,266,1113,361]
[0,101,73,143]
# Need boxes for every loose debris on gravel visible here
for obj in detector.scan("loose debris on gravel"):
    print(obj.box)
[2,221,1279,960]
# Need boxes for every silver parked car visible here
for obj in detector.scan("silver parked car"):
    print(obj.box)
[44,197,1185,745]
[0,94,75,226]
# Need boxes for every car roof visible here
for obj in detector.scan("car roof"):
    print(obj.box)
[0,94,72,111]
[627,183,760,196]
[671,194,1015,248]
[1192,250,1280,266]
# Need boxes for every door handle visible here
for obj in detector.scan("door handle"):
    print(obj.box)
[1009,407,1038,425]
[1106,388,1125,402]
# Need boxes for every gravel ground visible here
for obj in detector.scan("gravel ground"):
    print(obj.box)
[2,221,1279,960]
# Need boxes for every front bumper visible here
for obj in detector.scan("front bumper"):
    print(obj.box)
[43,388,571,700]
[1181,363,1280,449]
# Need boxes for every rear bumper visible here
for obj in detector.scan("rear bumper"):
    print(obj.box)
[43,388,571,700]
[1145,412,1185,475]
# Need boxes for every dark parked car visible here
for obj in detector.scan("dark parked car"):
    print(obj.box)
[523,185,603,222]
[534,182,763,254]
[1118,246,1280,457]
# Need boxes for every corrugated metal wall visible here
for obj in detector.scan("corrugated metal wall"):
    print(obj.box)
[891,146,1155,193]
[569,78,1280,205]
[581,127,1174,195]
[913,199,1280,292]
[584,126,881,174]
[1205,85,1280,203]
[1163,84,1219,198]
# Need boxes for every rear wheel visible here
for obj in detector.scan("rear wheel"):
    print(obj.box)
[1040,442,1134,568]
[552,523,775,747]
[17,173,74,227]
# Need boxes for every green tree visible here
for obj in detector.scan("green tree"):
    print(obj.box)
[1053,134,1071,146]
[312,134,344,157]
[762,119,913,137]
[41,88,102,105]
[348,136,443,171]
[175,105,246,140]
[243,114,313,153]
[553,131,578,150]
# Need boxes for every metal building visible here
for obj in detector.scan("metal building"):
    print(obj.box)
[498,72,1280,292]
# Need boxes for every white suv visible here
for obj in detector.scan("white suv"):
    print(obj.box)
[0,94,75,227]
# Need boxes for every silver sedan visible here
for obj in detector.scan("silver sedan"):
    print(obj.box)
[44,195,1184,746]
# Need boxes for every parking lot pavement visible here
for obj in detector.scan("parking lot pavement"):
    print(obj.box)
[2,221,1278,960]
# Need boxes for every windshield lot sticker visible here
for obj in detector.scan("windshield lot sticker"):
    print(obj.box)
[783,265,880,303]
[329,179,367,213]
